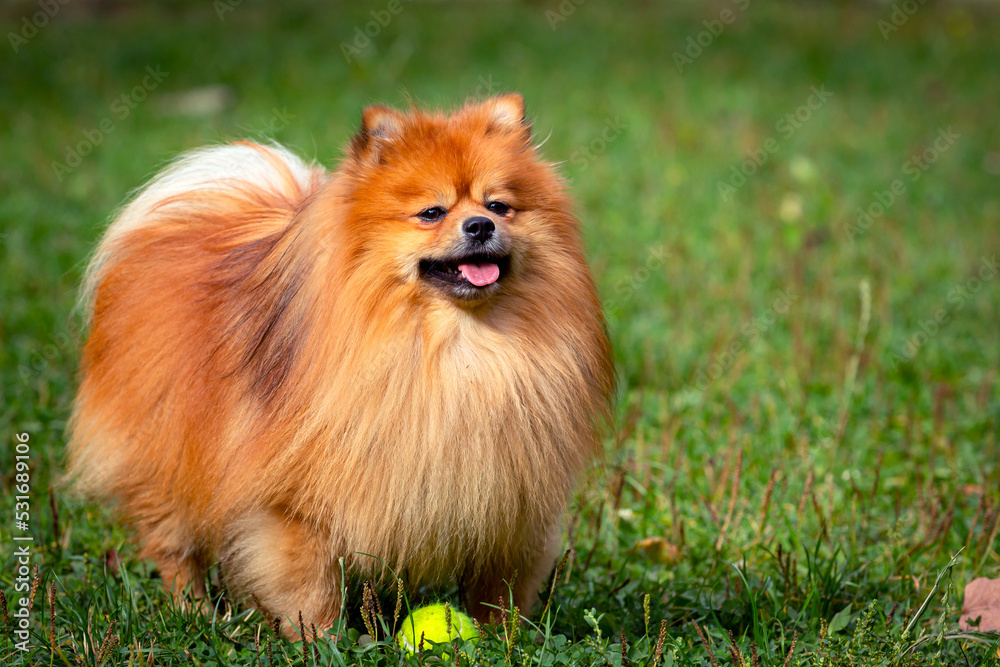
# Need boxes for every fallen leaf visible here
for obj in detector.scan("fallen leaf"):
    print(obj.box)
[635,537,681,565]
[104,548,121,577]
[960,577,1000,631]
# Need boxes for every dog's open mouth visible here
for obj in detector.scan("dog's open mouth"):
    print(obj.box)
[419,253,511,296]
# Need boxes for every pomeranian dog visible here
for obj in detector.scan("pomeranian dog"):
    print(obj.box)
[68,93,614,636]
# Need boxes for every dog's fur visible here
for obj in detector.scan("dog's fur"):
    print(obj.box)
[68,94,614,635]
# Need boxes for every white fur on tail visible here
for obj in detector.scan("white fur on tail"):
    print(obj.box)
[80,142,323,317]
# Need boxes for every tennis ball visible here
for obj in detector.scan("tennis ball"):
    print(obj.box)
[396,603,479,656]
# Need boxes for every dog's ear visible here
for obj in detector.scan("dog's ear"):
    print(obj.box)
[486,93,526,127]
[350,105,406,163]
[483,93,529,135]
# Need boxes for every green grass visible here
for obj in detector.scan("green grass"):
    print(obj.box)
[2,0,1000,664]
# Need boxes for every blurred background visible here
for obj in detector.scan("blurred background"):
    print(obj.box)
[1,0,999,664]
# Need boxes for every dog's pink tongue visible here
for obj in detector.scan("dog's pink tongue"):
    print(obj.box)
[458,262,500,287]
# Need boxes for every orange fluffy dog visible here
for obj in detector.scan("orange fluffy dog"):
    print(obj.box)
[68,93,614,636]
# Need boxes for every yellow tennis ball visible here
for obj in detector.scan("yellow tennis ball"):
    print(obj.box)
[396,603,479,657]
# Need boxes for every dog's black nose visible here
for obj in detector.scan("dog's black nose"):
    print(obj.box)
[462,216,495,243]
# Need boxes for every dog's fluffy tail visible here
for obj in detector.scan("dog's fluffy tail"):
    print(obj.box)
[80,142,324,319]
[68,142,325,502]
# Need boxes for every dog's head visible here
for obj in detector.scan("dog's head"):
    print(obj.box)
[335,94,578,309]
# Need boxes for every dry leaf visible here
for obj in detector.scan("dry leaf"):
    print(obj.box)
[104,548,121,577]
[960,577,1000,631]
[635,537,681,565]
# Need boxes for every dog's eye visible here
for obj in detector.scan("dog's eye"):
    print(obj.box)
[417,207,447,222]
[486,201,510,216]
